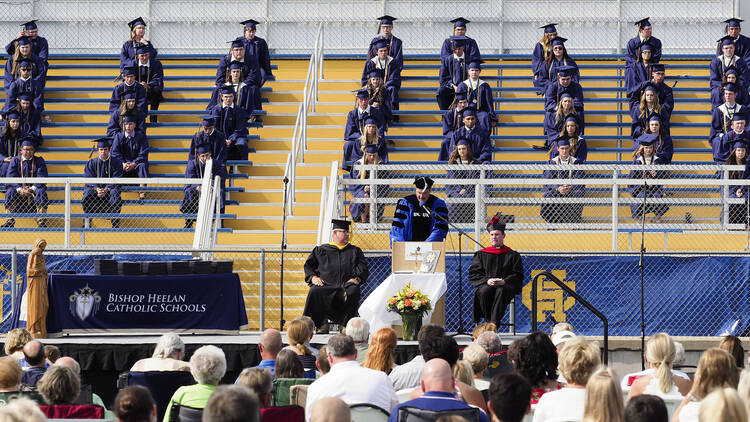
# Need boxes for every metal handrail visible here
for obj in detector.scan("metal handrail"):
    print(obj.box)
[531,271,609,364]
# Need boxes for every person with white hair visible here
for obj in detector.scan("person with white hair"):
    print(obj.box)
[345,317,370,363]
[130,333,190,372]
[0,396,46,422]
[162,345,226,421]
[476,331,502,354]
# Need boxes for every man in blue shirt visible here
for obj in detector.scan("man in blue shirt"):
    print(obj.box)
[389,358,489,422]
[254,328,282,376]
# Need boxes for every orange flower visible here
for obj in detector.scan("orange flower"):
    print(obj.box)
[421,298,427,305]
[389,297,398,305]
[404,299,413,307]
[406,291,415,298]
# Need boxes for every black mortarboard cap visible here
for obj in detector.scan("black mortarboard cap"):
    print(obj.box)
[725,18,743,27]
[241,19,260,29]
[540,23,557,33]
[414,176,434,190]
[21,20,37,30]
[377,15,397,25]
[128,17,146,29]
[486,213,506,232]
[451,17,470,28]
[331,219,351,231]
[634,17,651,28]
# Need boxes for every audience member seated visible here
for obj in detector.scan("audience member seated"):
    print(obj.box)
[309,397,350,422]
[107,92,147,138]
[440,18,480,59]
[241,19,273,89]
[83,138,123,229]
[56,356,114,419]
[305,334,398,418]
[461,343,490,390]
[472,322,497,341]
[541,138,586,225]
[389,324,445,391]
[437,35,470,110]
[4,328,32,363]
[630,84,670,137]
[699,387,747,422]
[38,365,104,418]
[237,368,302,422]
[362,39,402,114]
[210,85,250,161]
[630,63,673,118]
[130,333,191,372]
[344,88,386,144]
[625,18,662,67]
[364,68,393,125]
[4,36,46,90]
[628,134,670,223]
[343,118,388,171]
[718,335,746,370]
[344,317,370,364]
[6,21,48,64]
[20,340,46,389]
[163,345,226,422]
[536,37,579,96]
[287,319,318,376]
[189,114,228,166]
[110,64,148,114]
[121,17,158,68]
[549,114,587,163]
[111,116,150,180]
[134,44,164,123]
[532,24,559,92]
[544,66,584,113]
[114,385,158,422]
[509,332,561,405]
[0,357,23,397]
[625,41,657,100]
[348,145,387,223]
[245,328,283,377]
[624,394,668,422]
[202,385,260,422]
[712,66,750,109]
[0,109,23,176]
[673,348,739,422]
[0,396,46,421]
[715,115,750,164]
[316,347,330,376]
[271,350,314,407]
[439,108,492,163]
[583,368,624,422]
[454,361,474,386]
[180,144,226,229]
[44,345,61,365]
[634,115,673,163]
[362,327,398,375]
[446,139,480,223]
[442,91,470,136]
[4,59,43,113]
[543,93,585,147]
[533,337,601,422]
[457,60,497,130]
[215,38,262,111]
[476,330,502,354]
[487,373,532,422]
[3,138,48,228]
[711,37,749,99]
[294,316,320,356]
[207,62,255,113]
[17,94,42,139]
[627,333,691,402]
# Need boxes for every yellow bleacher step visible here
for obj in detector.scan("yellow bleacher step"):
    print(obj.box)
[217,231,317,246]
[228,204,321,217]
[225,217,317,231]
[231,191,320,203]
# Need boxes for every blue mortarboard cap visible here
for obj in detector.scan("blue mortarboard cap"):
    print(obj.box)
[565,115,579,124]
[363,117,377,126]
[467,59,484,70]
[18,92,32,102]
[560,93,573,100]
[196,143,212,155]
[651,63,665,72]
[455,91,468,101]
[220,84,235,95]
[230,38,244,49]
[377,15,397,26]
[122,91,136,100]
[551,37,568,47]
[451,17,470,28]
[22,20,37,31]
[200,114,216,126]
[20,135,36,148]
[635,17,651,28]
[648,114,662,122]
[128,17,146,29]
[719,35,735,46]
[725,18,743,27]
[733,141,747,150]
[18,59,31,68]
[449,35,468,48]
[540,23,557,33]
[456,137,470,147]
[732,113,746,121]
[93,137,112,149]
[364,143,379,154]
[354,87,369,99]
[122,114,137,124]
[229,60,243,71]
[414,177,434,189]
[373,39,390,51]
[725,65,741,75]
[241,19,260,29]
[135,44,150,55]
[637,133,658,147]
[121,65,137,76]
[724,82,739,92]
[4,109,19,120]
[556,137,571,147]
[640,42,652,51]
[557,65,576,77]
[15,36,31,46]
[460,107,476,118]
[367,68,384,79]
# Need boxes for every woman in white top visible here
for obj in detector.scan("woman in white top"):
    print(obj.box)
[583,367,624,422]
[627,333,691,401]
[698,387,747,422]
[130,332,190,372]
[533,337,601,422]
[673,348,739,422]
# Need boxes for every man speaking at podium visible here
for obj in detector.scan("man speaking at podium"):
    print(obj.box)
[469,215,524,325]
[390,177,449,242]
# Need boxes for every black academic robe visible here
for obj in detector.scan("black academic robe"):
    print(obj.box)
[302,243,369,327]
[469,246,524,324]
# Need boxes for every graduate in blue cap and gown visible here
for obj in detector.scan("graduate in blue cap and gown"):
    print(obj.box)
[240,19,273,86]
[6,21,48,64]
[544,65,584,113]
[362,38,402,113]
[711,83,747,146]
[120,17,158,67]
[629,63,674,117]
[16,93,42,140]
[625,41,658,99]
[189,115,228,170]
[83,138,123,228]
[629,133,669,221]
[549,115,587,163]
[368,15,403,64]
[711,65,750,108]
[541,137,585,224]
[724,138,749,224]
[111,115,149,179]
[630,84,671,137]
[442,91,470,136]
[390,177,449,243]
[348,143,387,223]
[633,114,673,163]
[440,107,492,163]
[106,91,147,138]
[437,35,470,110]
[216,38,262,111]
[543,93,585,143]
[134,44,164,123]
[536,37,579,95]
[625,18,662,66]
[210,85,250,161]
[719,19,750,68]
[181,143,226,229]
[4,36,46,90]
[344,88,386,142]
[364,68,393,124]
[714,113,749,164]
[711,36,750,94]
[4,58,44,113]
[110,64,148,114]
[532,23,559,88]
[0,110,23,177]
[343,117,387,171]
[441,18,480,59]
[445,138,480,223]
[207,61,255,114]
[2,136,48,228]
[457,59,497,130]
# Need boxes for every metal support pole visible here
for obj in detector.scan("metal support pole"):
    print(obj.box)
[260,249,266,330]
[10,247,17,320]
[369,166,377,228]
[474,170,485,249]
[723,169,730,231]
[612,169,619,251]
[64,181,71,248]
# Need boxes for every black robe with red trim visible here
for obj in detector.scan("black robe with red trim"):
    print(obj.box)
[468,245,524,324]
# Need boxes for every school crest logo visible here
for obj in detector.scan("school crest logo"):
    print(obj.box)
[69,285,101,321]
[522,270,576,322]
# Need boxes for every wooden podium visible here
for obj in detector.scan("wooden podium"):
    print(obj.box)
[392,242,446,328]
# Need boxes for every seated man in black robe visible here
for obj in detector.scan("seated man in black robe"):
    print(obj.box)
[302,219,369,334]
[469,215,524,325]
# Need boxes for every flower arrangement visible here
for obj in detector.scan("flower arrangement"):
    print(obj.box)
[386,283,432,317]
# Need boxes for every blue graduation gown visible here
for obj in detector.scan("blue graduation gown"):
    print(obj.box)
[243,36,273,86]
[4,77,43,112]
[632,133,674,164]
[549,136,588,163]
[188,129,228,168]
[630,107,671,137]
[710,103,746,145]
[210,104,249,160]
[0,134,21,177]
[442,107,465,136]
[711,84,750,109]
[628,155,669,218]
[441,37,480,60]
[106,110,147,138]
[5,155,48,209]
[625,36,662,67]
[347,161,388,222]
[18,107,41,139]
[215,54,262,111]
[362,56,402,109]
[536,57,580,93]
[82,156,124,213]
[541,156,585,223]
[439,55,468,91]
[3,54,46,90]
[629,80,674,118]
[714,130,750,163]
[5,36,48,63]
[717,35,750,68]
[368,35,403,64]
[109,82,148,114]
[439,126,492,163]
[457,79,497,126]
[206,82,255,115]
[111,131,149,178]
[367,86,393,124]
[625,62,653,97]
[544,81,585,112]
[180,158,225,214]
[344,106,386,142]
[342,137,388,169]
[709,56,750,91]
[390,194,449,243]
[532,42,549,83]
[543,111,585,141]
[120,40,158,66]
[136,59,164,92]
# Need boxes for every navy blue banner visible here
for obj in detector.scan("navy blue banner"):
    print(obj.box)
[46,273,248,334]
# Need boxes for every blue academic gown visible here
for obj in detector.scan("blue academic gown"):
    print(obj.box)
[630,108,671,138]
[390,194,449,243]
[367,86,393,124]
[726,34,750,68]
[457,79,497,128]
[437,54,469,109]
[439,125,492,163]
[136,59,164,94]
[4,77,43,112]
[210,104,249,161]
[110,131,149,178]
[188,129,228,169]
[120,40,157,67]
[6,36,48,63]
[625,62,654,98]
[628,154,669,218]
[711,84,750,109]
[709,56,750,92]
[536,57,580,94]
[206,82,255,115]
[347,161,388,222]
[710,103,747,146]
[5,155,48,210]
[629,79,674,118]
[442,107,466,136]
[106,110,147,138]
[344,106,386,142]
[180,158,225,214]
[714,130,750,164]
[441,37,480,59]
[541,155,586,224]
[343,136,388,170]
[243,36,273,86]
[543,111,585,142]
[109,82,148,114]
[3,54,46,90]
[625,36,662,67]
[368,35,403,64]
[544,81,584,113]
[548,135,588,163]
[0,134,22,177]
[362,56,402,110]
[18,107,41,139]
[632,133,674,164]
[532,42,550,86]
[82,156,124,214]
[215,54,262,110]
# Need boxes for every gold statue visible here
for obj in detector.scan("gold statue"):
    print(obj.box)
[26,238,48,338]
